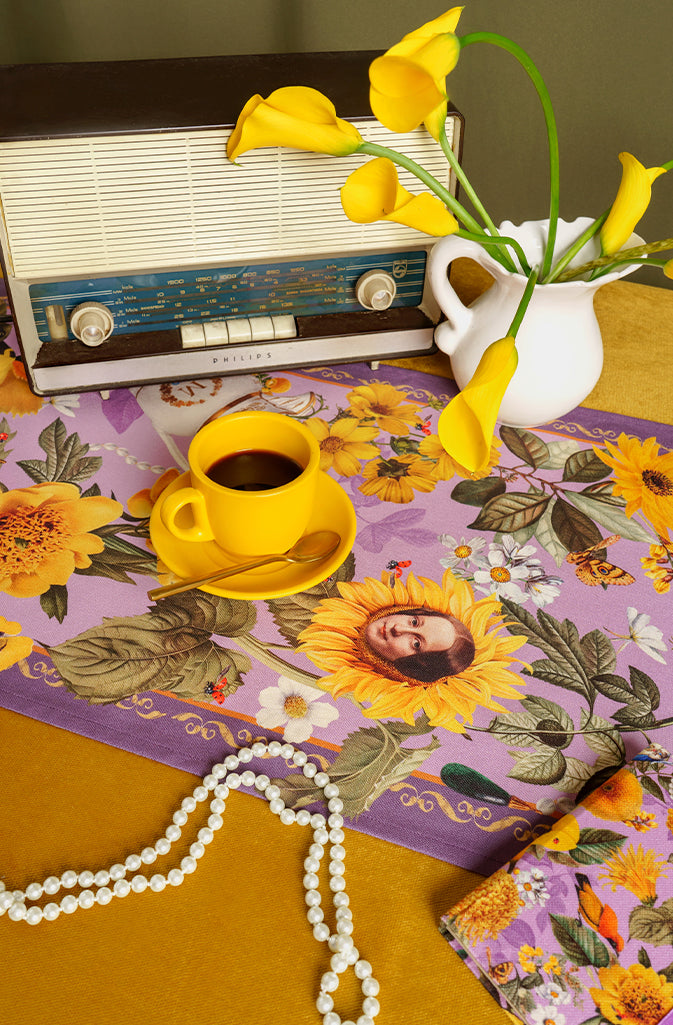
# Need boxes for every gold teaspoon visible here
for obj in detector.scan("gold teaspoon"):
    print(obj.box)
[148,529,341,601]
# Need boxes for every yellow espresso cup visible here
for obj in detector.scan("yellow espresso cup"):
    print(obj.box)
[160,411,321,558]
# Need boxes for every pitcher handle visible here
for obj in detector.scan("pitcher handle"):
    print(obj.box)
[428,236,508,356]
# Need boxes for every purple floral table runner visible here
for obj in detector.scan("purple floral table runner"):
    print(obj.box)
[2,319,673,875]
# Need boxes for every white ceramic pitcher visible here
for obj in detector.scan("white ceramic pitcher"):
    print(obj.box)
[428,217,643,427]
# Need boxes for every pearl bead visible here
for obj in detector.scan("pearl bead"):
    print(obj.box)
[181,857,197,874]
[202,774,218,790]
[306,905,324,924]
[311,814,327,829]
[141,847,157,864]
[78,870,95,888]
[268,741,282,757]
[303,873,319,890]
[316,993,334,1014]
[213,783,229,800]
[280,744,295,759]
[337,919,354,936]
[189,842,205,859]
[44,876,61,895]
[314,772,330,788]
[149,874,166,892]
[208,814,224,831]
[210,798,226,815]
[109,863,126,881]
[227,773,241,789]
[361,977,380,997]
[354,960,372,979]
[302,762,317,778]
[8,903,27,921]
[292,749,308,766]
[362,997,380,1017]
[328,813,344,830]
[331,844,346,861]
[197,827,214,845]
[240,770,256,788]
[346,946,359,965]
[323,1013,341,1025]
[269,798,285,815]
[313,922,330,942]
[330,952,348,973]
[78,890,96,909]
[251,741,267,757]
[60,895,78,914]
[305,889,321,907]
[224,755,240,770]
[328,797,344,814]
[182,796,197,813]
[329,860,345,876]
[114,879,131,898]
[329,876,346,892]
[265,784,281,801]
[279,808,296,825]
[324,783,340,799]
[357,1018,375,1025]
[310,843,325,859]
[165,824,182,841]
[26,882,43,901]
[336,906,352,920]
[168,869,184,887]
[0,892,15,911]
[336,935,354,952]
[154,838,171,856]
[320,971,339,993]
[238,747,254,762]
[296,809,311,827]
[314,827,329,845]
[125,854,142,872]
[172,809,188,827]
[61,870,78,888]
[193,785,208,801]
[26,907,43,925]
[96,888,113,905]
[131,875,148,893]
[304,856,321,873]
[254,774,270,791]
[211,762,227,778]
[333,892,350,908]
[43,902,60,921]
[329,828,345,845]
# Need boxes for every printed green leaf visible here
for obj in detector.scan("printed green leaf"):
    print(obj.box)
[17,418,102,485]
[507,747,567,785]
[468,491,550,533]
[267,551,355,645]
[629,903,673,947]
[580,630,617,678]
[489,708,551,748]
[539,437,582,470]
[501,600,593,701]
[612,703,655,729]
[592,673,633,703]
[550,913,611,967]
[629,665,660,712]
[530,498,567,566]
[571,827,628,865]
[640,775,666,802]
[499,425,550,468]
[74,530,157,584]
[563,449,612,483]
[551,496,603,553]
[579,711,625,764]
[39,583,68,623]
[565,490,656,543]
[555,757,599,795]
[638,947,652,968]
[579,481,627,508]
[450,476,506,507]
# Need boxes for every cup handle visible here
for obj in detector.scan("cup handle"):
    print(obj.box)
[161,487,215,543]
[428,236,506,356]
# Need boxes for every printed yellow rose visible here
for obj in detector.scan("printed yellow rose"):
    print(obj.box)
[0,615,33,670]
[369,7,463,140]
[600,152,667,256]
[595,433,673,540]
[227,86,363,161]
[0,482,122,597]
[437,337,518,473]
[0,349,42,416]
[346,381,424,434]
[340,158,458,236]
[304,416,379,476]
[360,453,438,503]
[590,962,673,1025]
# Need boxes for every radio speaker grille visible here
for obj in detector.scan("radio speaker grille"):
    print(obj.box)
[0,121,456,278]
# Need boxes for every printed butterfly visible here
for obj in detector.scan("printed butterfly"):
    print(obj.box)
[566,534,634,588]
[486,947,515,984]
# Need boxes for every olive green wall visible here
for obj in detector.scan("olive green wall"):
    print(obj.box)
[2,0,671,287]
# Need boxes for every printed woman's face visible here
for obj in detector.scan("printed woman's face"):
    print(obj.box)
[364,612,458,661]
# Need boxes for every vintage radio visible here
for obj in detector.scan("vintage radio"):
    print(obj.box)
[0,53,463,395]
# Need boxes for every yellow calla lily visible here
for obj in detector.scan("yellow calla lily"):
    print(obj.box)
[369,7,463,140]
[664,259,673,279]
[437,337,518,472]
[227,86,364,161]
[340,157,459,235]
[600,152,667,255]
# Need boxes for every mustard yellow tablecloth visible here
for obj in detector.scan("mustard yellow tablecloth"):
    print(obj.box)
[2,265,672,1025]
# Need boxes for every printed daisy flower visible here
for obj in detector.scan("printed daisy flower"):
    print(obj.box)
[448,869,524,944]
[418,431,502,481]
[346,381,424,434]
[0,615,33,670]
[360,453,438,503]
[298,568,527,733]
[0,483,122,598]
[609,606,667,664]
[530,1007,566,1025]
[595,433,673,540]
[473,535,541,603]
[524,566,563,608]
[255,676,339,744]
[513,867,550,907]
[0,348,42,416]
[439,534,487,572]
[641,540,673,594]
[304,416,379,476]
[590,963,673,1025]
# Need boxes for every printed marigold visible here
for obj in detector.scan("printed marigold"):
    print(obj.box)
[0,482,122,597]
[448,869,524,945]
[598,843,669,905]
[595,433,673,541]
[590,962,673,1025]
[297,568,527,733]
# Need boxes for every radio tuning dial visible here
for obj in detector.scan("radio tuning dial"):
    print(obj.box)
[70,302,115,346]
[355,270,397,311]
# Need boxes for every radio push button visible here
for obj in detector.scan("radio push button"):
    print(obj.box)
[271,315,297,339]
[225,318,253,344]
[70,302,115,346]
[180,323,206,348]
[204,321,230,345]
[249,315,274,341]
[355,270,397,311]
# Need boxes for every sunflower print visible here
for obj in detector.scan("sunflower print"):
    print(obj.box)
[596,433,673,540]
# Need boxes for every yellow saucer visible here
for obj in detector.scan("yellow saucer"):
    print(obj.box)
[149,471,357,600]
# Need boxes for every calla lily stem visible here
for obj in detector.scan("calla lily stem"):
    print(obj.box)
[543,213,607,284]
[460,32,561,280]
[508,266,539,337]
[458,230,532,276]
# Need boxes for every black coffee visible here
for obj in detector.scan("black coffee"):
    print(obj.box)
[206,450,303,491]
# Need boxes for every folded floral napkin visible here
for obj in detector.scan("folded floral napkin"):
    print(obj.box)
[440,744,673,1025]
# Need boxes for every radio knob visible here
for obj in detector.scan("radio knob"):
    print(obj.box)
[355,270,397,311]
[70,302,115,346]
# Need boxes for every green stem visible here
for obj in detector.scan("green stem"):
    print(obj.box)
[460,32,560,280]
[544,213,607,284]
[508,266,539,337]
[233,633,325,691]
[557,237,673,281]
[458,230,532,276]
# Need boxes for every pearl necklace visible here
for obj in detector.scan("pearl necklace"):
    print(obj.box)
[0,739,381,1025]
